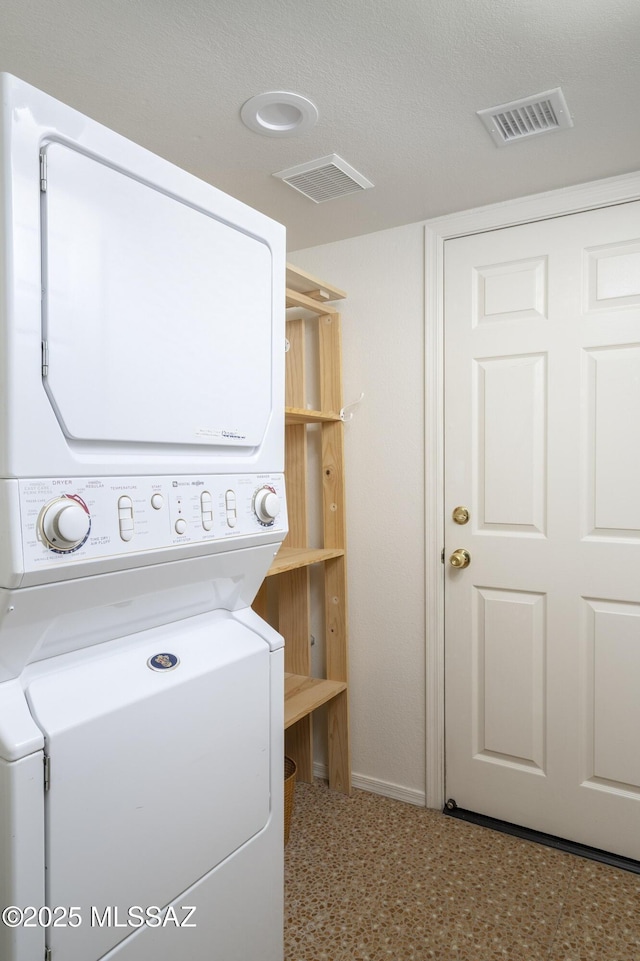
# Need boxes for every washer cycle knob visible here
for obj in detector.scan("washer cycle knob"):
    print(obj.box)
[253,487,281,524]
[40,496,91,552]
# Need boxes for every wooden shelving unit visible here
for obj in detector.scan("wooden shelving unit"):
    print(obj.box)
[253,264,351,795]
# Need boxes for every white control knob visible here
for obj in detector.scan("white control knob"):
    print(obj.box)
[254,487,281,524]
[41,498,91,550]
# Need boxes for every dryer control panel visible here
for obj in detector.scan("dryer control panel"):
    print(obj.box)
[15,473,286,578]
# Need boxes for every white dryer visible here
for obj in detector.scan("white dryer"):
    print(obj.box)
[0,75,287,961]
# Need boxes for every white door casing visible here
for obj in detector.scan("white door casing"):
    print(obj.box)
[424,170,640,817]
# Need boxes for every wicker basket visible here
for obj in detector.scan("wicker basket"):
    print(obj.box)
[284,756,297,846]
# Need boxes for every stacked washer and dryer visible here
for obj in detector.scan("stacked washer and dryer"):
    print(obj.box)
[0,75,287,961]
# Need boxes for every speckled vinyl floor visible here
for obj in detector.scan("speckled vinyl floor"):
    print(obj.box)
[284,780,640,961]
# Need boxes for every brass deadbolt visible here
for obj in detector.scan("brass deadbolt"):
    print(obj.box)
[452,506,470,525]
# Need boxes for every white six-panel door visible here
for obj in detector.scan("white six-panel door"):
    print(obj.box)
[444,200,640,859]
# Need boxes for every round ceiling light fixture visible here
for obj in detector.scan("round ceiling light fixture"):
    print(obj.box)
[240,91,318,137]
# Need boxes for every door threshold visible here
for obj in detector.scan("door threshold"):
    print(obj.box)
[442,805,640,875]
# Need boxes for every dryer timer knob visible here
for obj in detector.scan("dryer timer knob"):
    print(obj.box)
[254,487,281,524]
[41,498,91,551]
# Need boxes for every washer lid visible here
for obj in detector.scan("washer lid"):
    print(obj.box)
[41,142,274,449]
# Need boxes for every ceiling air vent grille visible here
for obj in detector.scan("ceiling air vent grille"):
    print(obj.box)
[273,154,374,203]
[478,88,573,147]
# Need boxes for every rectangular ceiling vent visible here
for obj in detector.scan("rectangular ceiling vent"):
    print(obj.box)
[273,154,374,203]
[477,87,573,147]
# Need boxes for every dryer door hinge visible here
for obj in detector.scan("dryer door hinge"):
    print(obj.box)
[42,341,49,378]
[40,152,47,192]
[43,754,50,792]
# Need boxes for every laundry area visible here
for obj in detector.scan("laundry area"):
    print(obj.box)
[0,75,287,961]
[1,2,640,960]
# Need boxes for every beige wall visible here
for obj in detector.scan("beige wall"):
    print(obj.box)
[290,221,426,803]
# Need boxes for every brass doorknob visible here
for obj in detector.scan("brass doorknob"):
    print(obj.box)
[449,549,471,569]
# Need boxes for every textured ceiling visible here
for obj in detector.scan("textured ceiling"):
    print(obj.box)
[1,0,639,250]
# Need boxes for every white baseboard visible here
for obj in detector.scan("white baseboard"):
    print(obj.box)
[312,762,426,807]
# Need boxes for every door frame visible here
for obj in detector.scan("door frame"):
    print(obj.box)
[423,169,640,809]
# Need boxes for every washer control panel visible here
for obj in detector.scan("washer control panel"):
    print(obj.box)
[18,473,286,571]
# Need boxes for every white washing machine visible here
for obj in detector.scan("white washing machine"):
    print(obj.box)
[0,75,287,961]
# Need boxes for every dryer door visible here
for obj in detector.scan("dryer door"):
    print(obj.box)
[26,610,273,961]
[41,142,274,450]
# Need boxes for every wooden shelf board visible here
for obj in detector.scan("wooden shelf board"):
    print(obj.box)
[266,546,345,576]
[286,264,346,303]
[286,406,342,425]
[286,288,338,316]
[285,673,347,729]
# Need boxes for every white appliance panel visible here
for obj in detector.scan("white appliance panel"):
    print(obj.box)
[3,471,286,588]
[42,142,272,449]
[101,803,284,961]
[0,754,46,961]
[0,73,284,478]
[0,550,283,683]
[26,611,272,961]
[97,645,284,961]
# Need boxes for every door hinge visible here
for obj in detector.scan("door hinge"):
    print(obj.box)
[43,754,50,792]
[45,947,52,961]
[40,152,47,192]
[42,340,49,378]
